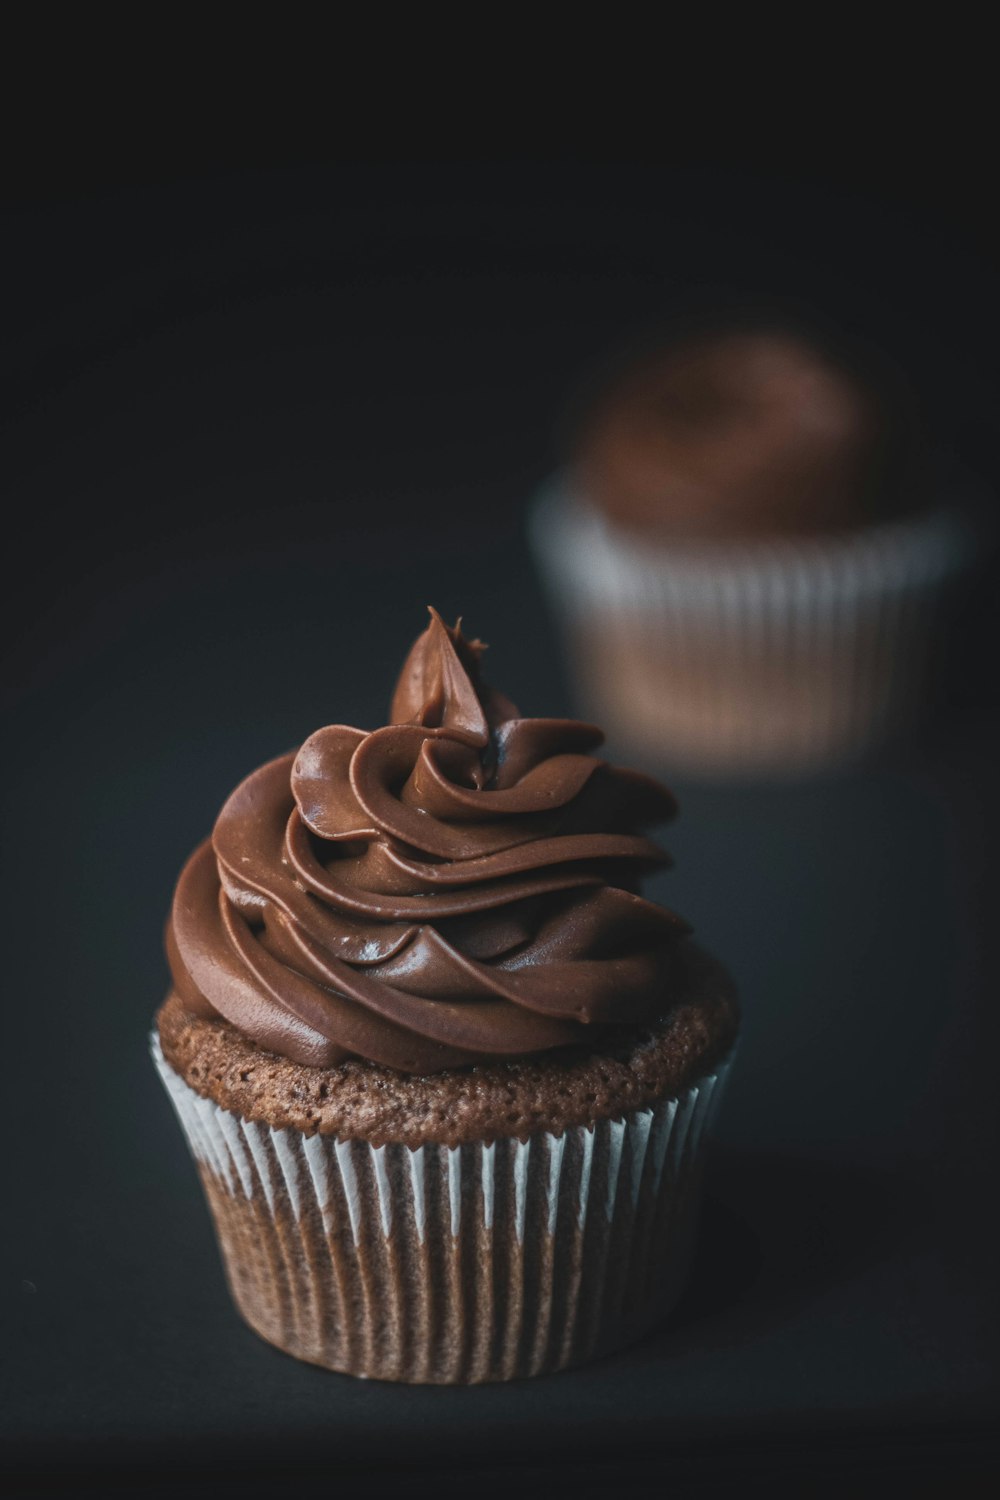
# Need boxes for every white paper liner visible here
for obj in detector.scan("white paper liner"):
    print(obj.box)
[529,479,978,773]
[152,1034,732,1384]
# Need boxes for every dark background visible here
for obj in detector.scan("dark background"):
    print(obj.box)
[3,56,999,1497]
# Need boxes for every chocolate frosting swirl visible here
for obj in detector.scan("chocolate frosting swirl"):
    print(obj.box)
[167,610,689,1074]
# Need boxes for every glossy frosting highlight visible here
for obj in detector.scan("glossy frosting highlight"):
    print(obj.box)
[167,611,688,1074]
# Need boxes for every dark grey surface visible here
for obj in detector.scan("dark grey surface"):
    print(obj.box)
[3,161,998,1493]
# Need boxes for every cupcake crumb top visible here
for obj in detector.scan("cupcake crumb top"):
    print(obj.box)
[157,942,737,1148]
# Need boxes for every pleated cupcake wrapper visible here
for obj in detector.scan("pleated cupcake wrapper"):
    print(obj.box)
[529,480,977,772]
[152,1034,732,1383]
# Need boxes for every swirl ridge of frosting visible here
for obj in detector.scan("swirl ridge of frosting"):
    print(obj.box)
[167,610,689,1074]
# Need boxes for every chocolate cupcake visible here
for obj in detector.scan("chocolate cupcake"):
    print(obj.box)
[531,324,976,773]
[153,610,738,1383]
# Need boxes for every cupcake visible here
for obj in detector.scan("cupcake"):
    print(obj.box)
[153,609,738,1383]
[530,322,976,773]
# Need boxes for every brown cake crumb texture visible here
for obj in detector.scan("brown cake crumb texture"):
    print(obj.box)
[156,941,738,1148]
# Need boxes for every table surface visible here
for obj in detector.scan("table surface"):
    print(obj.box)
[2,163,998,1494]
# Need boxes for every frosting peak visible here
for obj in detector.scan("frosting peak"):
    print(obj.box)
[389,607,516,746]
[167,611,689,1074]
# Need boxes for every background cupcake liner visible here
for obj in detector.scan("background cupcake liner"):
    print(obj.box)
[530,480,978,773]
[153,1035,732,1384]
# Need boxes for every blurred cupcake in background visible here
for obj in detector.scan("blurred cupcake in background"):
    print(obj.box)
[530,315,979,774]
